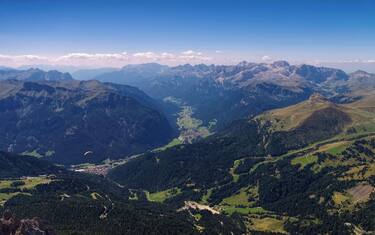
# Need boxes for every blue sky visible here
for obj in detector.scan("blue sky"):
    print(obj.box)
[0,0,375,70]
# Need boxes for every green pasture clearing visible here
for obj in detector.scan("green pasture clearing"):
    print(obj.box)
[146,187,182,203]
[249,217,286,234]
[291,155,318,168]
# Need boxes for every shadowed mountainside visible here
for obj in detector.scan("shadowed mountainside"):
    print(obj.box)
[0,79,175,165]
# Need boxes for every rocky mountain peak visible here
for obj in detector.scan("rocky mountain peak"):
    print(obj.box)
[308,93,329,103]
[350,70,374,78]
[237,61,251,67]
[0,68,73,81]
[272,60,290,68]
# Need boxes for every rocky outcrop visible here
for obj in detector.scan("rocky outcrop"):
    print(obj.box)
[0,210,55,235]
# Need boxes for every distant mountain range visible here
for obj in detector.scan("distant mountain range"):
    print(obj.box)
[0,68,73,81]
[92,62,375,128]
[71,67,118,80]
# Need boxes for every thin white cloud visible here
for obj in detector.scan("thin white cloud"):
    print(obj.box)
[2,51,375,70]
[0,54,47,60]
[181,50,203,56]
[261,55,272,61]
[312,59,375,73]
[57,52,129,61]
[179,50,211,61]
[0,54,48,67]
[160,52,176,59]
[132,51,158,59]
[54,52,130,67]
[132,50,212,63]
[314,59,375,64]
[0,50,214,67]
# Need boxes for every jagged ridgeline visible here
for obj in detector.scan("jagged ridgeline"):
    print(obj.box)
[108,93,375,234]
[92,62,373,128]
[0,68,73,81]
[0,79,175,165]
[1,63,375,166]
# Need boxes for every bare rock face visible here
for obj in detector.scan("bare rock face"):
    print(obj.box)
[0,210,55,235]
[308,92,329,103]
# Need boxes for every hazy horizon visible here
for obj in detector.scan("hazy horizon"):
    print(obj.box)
[2,59,375,74]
